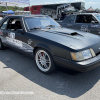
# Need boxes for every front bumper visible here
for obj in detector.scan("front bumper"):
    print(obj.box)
[53,54,100,72]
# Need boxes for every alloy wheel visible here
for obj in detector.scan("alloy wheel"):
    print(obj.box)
[35,50,51,72]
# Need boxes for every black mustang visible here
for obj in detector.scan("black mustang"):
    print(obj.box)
[0,15,100,73]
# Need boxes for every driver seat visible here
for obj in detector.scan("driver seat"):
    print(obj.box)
[15,21,22,31]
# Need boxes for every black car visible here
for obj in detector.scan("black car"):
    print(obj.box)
[58,13,100,35]
[0,15,100,73]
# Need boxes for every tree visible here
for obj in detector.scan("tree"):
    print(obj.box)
[0,6,24,11]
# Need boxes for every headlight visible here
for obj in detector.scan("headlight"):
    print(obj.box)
[71,49,96,61]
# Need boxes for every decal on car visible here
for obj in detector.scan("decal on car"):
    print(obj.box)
[91,25,100,28]
[8,32,15,39]
[6,36,33,52]
[22,42,33,52]
[28,39,33,45]
[6,32,23,47]
[6,37,23,47]
[5,33,33,51]
[80,25,90,32]
[67,24,72,26]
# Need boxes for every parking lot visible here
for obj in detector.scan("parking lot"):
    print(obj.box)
[0,48,100,100]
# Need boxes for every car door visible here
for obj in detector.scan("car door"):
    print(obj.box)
[0,17,23,48]
[0,17,11,45]
[74,14,99,34]
[74,15,91,33]
[5,17,33,52]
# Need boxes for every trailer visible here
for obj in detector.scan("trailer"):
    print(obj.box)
[23,2,85,19]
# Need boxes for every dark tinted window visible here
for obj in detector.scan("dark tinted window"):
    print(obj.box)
[75,15,85,23]
[7,18,22,31]
[75,15,97,23]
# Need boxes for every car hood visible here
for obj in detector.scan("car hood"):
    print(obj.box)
[29,27,100,50]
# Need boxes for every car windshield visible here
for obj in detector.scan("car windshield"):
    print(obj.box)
[95,14,100,22]
[24,16,60,31]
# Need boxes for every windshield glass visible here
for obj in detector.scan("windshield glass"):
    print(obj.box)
[95,14,100,22]
[24,16,60,31]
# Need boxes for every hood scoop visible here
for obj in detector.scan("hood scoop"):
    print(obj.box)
[71,32,78,36]
[41,29,83,37]
[70,32,82,36]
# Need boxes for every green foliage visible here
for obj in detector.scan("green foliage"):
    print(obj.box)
[0,6,24,11]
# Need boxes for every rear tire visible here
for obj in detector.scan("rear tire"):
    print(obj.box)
[35,48,56,74]
[0,38,5,50]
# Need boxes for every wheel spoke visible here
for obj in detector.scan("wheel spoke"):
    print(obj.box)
[38,59,41,62]
[44,64,48,69]
[43,53,46,57]
[46,60,50,63]
[38,53,42,58]
[41,64,44,68]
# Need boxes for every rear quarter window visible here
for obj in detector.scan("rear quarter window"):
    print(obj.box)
[68,16,75,23]
[63,16,70,22]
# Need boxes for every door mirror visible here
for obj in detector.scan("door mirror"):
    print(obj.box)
[91,21,98,24]
[16,29,24,34]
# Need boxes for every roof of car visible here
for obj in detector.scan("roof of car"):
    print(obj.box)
[72,13,100,16]
[7,14,48,18]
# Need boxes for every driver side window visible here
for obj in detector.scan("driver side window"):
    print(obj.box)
[7,18,23,31]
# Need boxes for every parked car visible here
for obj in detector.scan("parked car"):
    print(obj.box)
[0,15,100,73]
[58,13,100,35]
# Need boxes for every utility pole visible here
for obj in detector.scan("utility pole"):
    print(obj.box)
[29,0,31,14]
[6,2,8,15]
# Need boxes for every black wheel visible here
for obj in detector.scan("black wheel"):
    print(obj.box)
[35,48,56,74]
[0,38,5,50]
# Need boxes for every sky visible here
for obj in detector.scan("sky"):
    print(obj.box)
[26,0,100,9]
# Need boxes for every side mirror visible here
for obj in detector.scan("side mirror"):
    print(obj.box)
[91,21,95,24]
[16,29,24,34]
[91,21,98,24]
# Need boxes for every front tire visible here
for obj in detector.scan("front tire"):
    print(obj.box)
[35,48,55,74]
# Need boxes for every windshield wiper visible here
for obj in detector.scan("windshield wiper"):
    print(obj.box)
[29,27,41,30]
[46,25,55,27]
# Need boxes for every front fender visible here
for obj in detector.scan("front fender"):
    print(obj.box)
[33,43,53,55]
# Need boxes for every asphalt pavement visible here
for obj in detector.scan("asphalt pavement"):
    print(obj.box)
[0,48,100,100]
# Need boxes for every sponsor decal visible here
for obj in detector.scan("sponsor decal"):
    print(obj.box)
[6,37,22,47]
[91,25,96,27]
[91,25,100,27]
[28,39,33,45]
[8,32,15,39]
[6,33,33,50]
[67,24,72,26]
[80,25,90,32]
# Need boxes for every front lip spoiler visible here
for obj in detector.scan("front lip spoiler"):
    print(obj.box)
[53,55,100,72]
